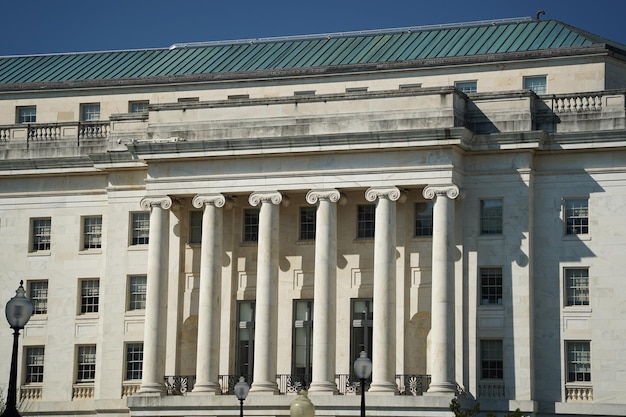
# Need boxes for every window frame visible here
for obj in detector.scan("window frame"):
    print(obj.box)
[292,300,314,379]
[566,341,591,382]
[81,215,102,250]
[30,217,51,253]
[28,280,48,315]
[242,208,259,243]
[130,212,150,246]
[480,339,504,380]
[414,201,434,237]
[79,278,100,314]
[25,346,45,384]
[455,80,477,93]
[350,298,373,380]
[299,206,316,241]
[76,345,97,383]
[523,75,547,94]
[480,267,503,305]
[17,106,37,124]
[125,343,144,381]
[129,100,149,113]
[480,199,503,235]
[127,275,147,311]
[189,210,203,245]
[80,103,101,121]
[564,268,589,307]
[357,204,376,239]
[564,198,589,236]
[236,301,255,380]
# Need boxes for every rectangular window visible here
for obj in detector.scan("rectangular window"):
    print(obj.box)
[565,199,589,235]
[80,279,99,314]
[80,103,101,121]
[351,299,373,374]
[189,210,202,244]
[128,275,147,311]
[294,90,316,96]
[299,206,316,241]
[17,106,37,123]
[523,76,547,94]
[480,199,503,235]
[567,341,591,382]
[565,268,589,306]
[129,100,149,113]
[82,216,102,250]
[480,339,503,379]
[480,267,503,305]
[25,347,45,384]
[178,97,199,102]
[236,301,255,379]
[77,345,96,383]
[455,81,477,93]
[31,218,51,252]
[243,209,259,243]
[28,280,48,315]
[415,202,434,237]
[125,343,143,380]
[292,300,313,379]
[357,204,375,239]
[130,212,150,245]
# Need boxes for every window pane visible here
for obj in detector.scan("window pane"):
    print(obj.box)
[129,101,149,113]
[32,218,51,251]
[415,202,433,237]
[480,199,503,235]
[567,342,591,382]
[292,300,313,377]
[524,76,546,94]
[77,345,96,382]
[29,280,48,315]
[480,267,503,305]
[128,275,147,310]
[237,301,255,379]
[357,205,375,239]
[481,339,503,379]
[83,216,102,249]
[565,199,589,235]
[566,268,589,306]
[26,347,45,384]
[126,343,143,380]
[455,81,477,93]
[80,279,99,314]
[243,209,259,243]
[351,299,373,374]
[189,210,202,244]
[131,212,150,245]
[17,106,37,123]
[300,206,316,240]
[81,104,100,121]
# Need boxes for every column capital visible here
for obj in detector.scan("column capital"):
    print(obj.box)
[422,184,460,200]
[306,189,341,204]
[365,186,401,202]
[140,196,173,210]
[192,194,228,209]
[248,191,282,207]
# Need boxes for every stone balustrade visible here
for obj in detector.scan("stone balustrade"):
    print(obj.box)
[566,384,593,401]
[20,385,42,401]
[72,384,95,399]
[553,95,602,112]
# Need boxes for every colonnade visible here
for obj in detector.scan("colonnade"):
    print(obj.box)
[137,184,459,395]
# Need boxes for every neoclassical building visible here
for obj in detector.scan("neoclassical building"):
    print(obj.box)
[1,16,626,417]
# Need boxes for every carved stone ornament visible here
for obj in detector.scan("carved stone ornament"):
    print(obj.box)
[365,186,401,202]
[305,189,341,205]
[139,196,173,210]
[192,194,227,209]
[422,184,460,200]
[248,191,283,207]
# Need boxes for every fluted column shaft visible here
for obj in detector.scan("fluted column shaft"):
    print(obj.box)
[306,189,341,394]
[249,191,282,394]
[366,187,401,393]
[138,196,172,394]
[192,194,226,394]
[423,185,459,393]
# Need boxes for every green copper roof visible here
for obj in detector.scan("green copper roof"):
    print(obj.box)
[0,17,623,86]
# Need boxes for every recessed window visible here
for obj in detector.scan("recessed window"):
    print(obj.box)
[82,216,102,250]
[567,341,591,382]
[236,301,255,378]
[189,210,202,244]
[565,268,589,306]
[399,83,422,90]
[455,81,477,93]
[25,347,45,384]
[351,299,373,380]
[523,76,547,94]
[28,280,48,315]
[294,90,316,96]
[480,267,503,305]
[31,218,51,252]
[357,204,375,239]
[128,275,147,311]
[480,199,503,235]
[17,106,37,123]
[125,343,144,380]
[130,212,150,245]
[346,87,368,93]
[178,97,199,103]
[80,103,101,121]
[480,339,503,380]
[292,300,313,379]
[414,202,433,237]
[228,94,250,100]
[565,199,588,235]
[76,345,97,383]
[80,279,99,314]
[243,208,259,243]
[129,101,149,113]
[299,206,316,241]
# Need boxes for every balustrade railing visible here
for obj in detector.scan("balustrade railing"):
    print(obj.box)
[72,384,94,399]
[0,121,110,148]
[122,382,141,397]
[565,384,593,401]
[396,374,430,395]
[20,384,42,401]
[164,375,196,395]
[552,95,602,113]
[277,374,310,393]
[478,381,506,398]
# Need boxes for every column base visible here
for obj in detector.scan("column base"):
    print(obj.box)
[368,381,399,394]
[191,382,222,394]
[308,381,339,394]
[137,383,165,395]
[426,382,457,394]
[249,380,279,394]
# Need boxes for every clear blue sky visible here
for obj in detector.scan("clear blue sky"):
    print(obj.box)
[2,0,625,56]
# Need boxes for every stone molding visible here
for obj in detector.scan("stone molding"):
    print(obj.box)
[365,186,401,202]
[192,194,227,209]
[140,196,173,210]
[248,191,283,207]
[422,184,460,200]
[305,189,341,204]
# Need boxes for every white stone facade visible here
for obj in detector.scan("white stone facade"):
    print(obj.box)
[1,18,626,417]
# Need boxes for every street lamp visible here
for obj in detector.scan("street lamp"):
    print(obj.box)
[353,351,372,417]
[2,281,34,417]
[233,376,250,417]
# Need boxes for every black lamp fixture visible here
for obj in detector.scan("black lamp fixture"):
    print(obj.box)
[233,376,250,417]
[2,281,34,417]
[353,351,372,417]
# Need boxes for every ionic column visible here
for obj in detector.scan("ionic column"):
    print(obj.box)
[365,186,401,393]
[138,196,172,394]
[249,191,282,394]
[306,189,341,394]
[191,194,227,394]
[423,184,459,393]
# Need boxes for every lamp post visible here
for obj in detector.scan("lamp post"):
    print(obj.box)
[2,281,34,417]
[353,351,372,417]
[233,376,250,417]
